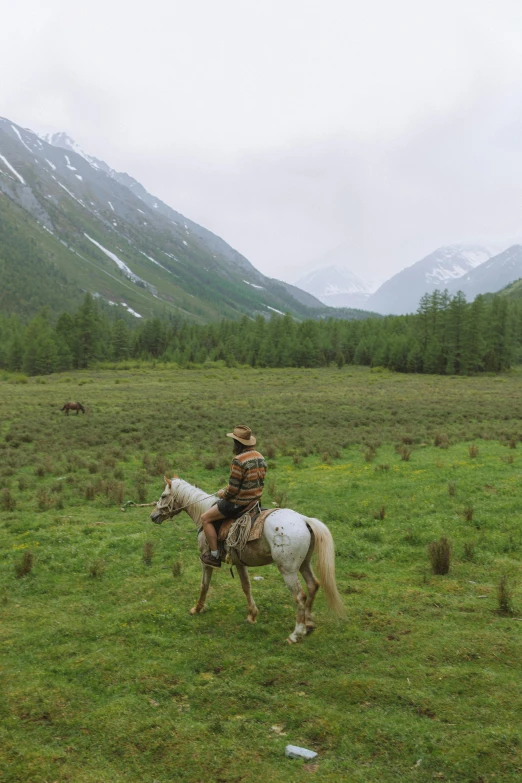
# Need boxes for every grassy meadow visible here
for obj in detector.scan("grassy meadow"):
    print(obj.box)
[0,365,521,783]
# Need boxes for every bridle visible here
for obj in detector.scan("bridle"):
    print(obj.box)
[152,486,220,523]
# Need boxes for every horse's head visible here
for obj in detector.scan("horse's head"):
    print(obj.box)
[150,475,183,524]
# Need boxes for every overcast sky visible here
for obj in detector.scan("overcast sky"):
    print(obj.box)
[2,0,522,284]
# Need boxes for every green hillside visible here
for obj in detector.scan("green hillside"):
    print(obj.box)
[497,277,522,299]
[0,118,375,324]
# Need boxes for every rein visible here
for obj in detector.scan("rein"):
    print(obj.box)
[121,488,222,514]
[156,487,223,518]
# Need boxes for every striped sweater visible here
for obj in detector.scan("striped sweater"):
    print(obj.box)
[223,449,267,506]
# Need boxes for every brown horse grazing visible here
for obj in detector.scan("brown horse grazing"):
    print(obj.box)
[61,402,85,415]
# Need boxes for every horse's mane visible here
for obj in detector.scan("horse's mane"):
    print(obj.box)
[171,479,216,522]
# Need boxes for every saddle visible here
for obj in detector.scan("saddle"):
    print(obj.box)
[217,507,277,544]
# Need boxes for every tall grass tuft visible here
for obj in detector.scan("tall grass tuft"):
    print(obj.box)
[143,541,155,565]
[468,444,479,458]
[172,560,183,578]
[399,446,412,461]
[36,487,53,511]
[89,559,105,578]
[463,542,476,562]
[497,576,514,616]
[448,481,456,496]
[462,504,474,522]
[135,475,148,503]
[1,488,16,511]
[15,550,33,578]
[428,537,451,575]
[273,489,288,508]
[265,443,277,459]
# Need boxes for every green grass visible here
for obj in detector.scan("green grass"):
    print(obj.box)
[0,366,521,782]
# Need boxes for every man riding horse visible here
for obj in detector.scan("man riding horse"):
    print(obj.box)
[200,425,267,568]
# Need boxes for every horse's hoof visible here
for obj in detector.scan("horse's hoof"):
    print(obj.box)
[189,607,201,615]
[246,616,257,624]
[306,625,316,635]
[286,636,297,645]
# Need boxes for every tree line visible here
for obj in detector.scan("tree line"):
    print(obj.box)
[0,289,519,376]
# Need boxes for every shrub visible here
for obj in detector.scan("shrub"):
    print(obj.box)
[374,464,390,472]
[17,476,28,493]
[501,454,515,465]
[363,448,376,463]
[463,542,476,562]
[85,484,96,501]
[15,550,33,578]
[434,433,449,449]
[399,445,412,461]
[428,537,451,575]
[468,444,479,458]
[204,458,217,471]
[88,462,99,474]
[497,575,514,616]
[0,488,16,512]
[143,541,155,565]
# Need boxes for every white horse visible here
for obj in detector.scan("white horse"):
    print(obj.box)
[150,477,345,643]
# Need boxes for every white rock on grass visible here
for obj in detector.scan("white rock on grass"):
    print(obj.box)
[285,745,318,760]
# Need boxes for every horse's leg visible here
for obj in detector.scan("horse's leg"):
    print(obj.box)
[278,568,307,644]
[189,565,213,615]
[300,559,320,634]
[236,564,258,624]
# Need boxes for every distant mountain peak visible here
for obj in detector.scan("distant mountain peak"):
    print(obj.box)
[366,244,495,315]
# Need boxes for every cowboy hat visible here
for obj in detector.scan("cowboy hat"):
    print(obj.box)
[226,424,257,446]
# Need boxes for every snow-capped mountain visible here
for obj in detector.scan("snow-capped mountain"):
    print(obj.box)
[366,245,494,314]
[446,245,522,299]
[0,117,328,320]
[295,265,374,309]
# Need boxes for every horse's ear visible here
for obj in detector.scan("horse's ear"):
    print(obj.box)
[163,475,172,488]
[172,473,179,479]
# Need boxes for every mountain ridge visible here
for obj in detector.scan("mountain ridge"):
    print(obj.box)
[365,244,493,314]
[2,117,357,323]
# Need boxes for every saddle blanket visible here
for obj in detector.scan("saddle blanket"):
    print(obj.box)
[217,507,277,544]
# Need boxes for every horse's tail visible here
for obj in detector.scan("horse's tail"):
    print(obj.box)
[305,517,346,618]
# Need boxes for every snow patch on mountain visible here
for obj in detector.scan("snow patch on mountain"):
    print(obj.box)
[45,132,101,170]
[0,154,25,184]
[10,125,32,153]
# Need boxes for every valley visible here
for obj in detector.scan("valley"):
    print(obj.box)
[0,366,521,782]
